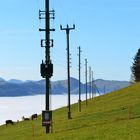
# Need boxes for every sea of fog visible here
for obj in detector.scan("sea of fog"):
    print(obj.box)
[0,94,89,125]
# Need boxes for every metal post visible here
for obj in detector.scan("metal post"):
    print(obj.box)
[85,59,88,106]
[39,0,55,133]
[45,0,50,133]
[45,0,49,112]
[60,24,75,119]
[78,46,81,112]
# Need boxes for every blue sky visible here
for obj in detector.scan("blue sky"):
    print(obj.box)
[0,0,140,82]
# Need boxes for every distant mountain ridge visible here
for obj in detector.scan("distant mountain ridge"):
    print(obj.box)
[94,79,130,93]
[0,77,5,82]
[0,77,130,97]
[8,79,24,84]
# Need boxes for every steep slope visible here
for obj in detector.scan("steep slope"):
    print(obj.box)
[0,83,140,139]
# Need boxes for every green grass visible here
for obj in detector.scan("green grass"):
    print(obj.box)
[1,83,140,140]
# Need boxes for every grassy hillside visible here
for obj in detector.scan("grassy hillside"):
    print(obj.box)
[1,83,140,140]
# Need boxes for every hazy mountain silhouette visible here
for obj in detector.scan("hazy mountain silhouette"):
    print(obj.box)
[0,77,130,97]
[0,77,5,82]
[8,79,23,84]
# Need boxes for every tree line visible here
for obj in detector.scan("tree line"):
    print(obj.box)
[131,48,140,82]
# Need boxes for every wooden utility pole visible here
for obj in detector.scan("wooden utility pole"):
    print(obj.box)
[92,70,94,98]
[60,24,75,119]
[89,66,91,99]
[104,86,106,94]
[85,59,88,106]
[78,46,81,112]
